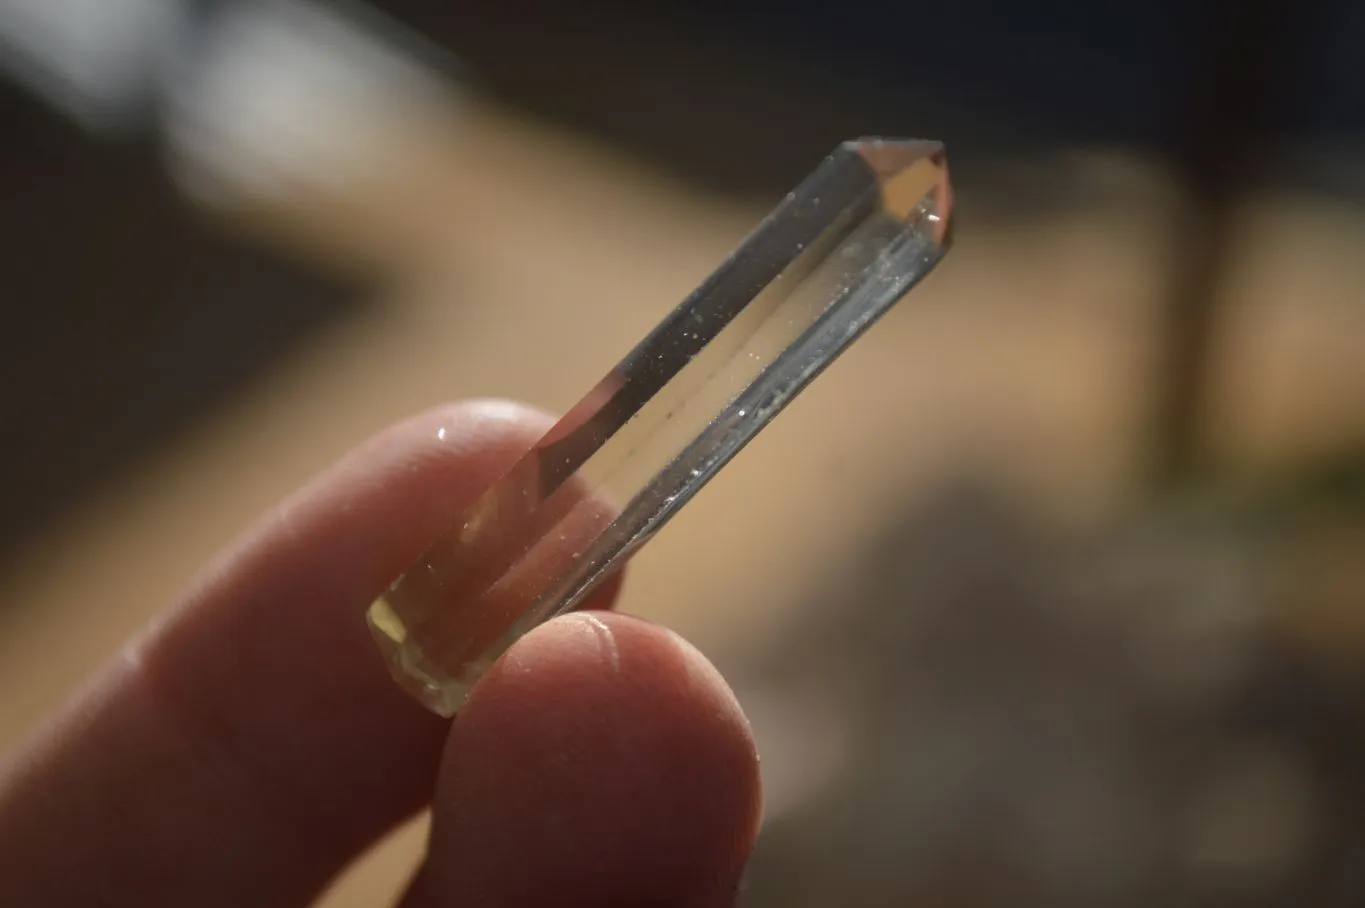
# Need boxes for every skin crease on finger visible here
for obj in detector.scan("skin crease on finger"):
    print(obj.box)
[0,399,762,908]
[400,610,764,908]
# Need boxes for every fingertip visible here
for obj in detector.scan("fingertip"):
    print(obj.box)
[337,398,555,486]
[426,398,558,446]
[419,612,761,907]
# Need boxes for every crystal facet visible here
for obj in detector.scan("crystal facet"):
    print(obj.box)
[368,137,954,715]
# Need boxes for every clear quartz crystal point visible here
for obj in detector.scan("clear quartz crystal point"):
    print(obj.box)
[368,138,954,715]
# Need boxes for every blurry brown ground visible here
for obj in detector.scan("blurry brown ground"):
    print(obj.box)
[1,15,1365,907]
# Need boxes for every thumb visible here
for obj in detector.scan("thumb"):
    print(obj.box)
[399,611,763,908]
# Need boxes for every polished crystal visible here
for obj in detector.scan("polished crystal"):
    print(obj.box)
[368,138,954,715]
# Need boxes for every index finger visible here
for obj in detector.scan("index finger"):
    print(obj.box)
[0,399,619,907]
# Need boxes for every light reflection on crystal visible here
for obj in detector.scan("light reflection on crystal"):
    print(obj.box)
[368,137,954,715]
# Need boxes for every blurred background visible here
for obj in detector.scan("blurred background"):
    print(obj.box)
[2,0,1364,905]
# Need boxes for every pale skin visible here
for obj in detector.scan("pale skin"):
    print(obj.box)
[0,400,764,907]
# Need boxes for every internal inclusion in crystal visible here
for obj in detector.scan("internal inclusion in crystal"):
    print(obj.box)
[368,138,954,716]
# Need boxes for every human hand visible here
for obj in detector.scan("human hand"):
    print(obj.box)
[0,400,762,907]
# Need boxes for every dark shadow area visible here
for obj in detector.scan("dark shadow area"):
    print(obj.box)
[381,0,1365,205]
[0,87,368,560]
[733,464,1365,907]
